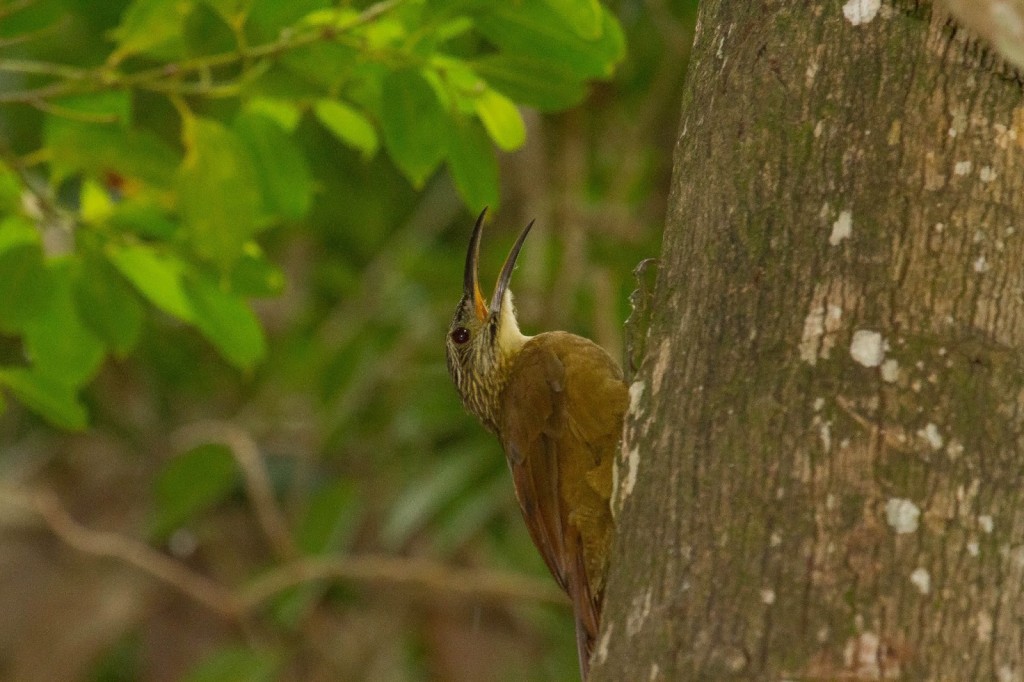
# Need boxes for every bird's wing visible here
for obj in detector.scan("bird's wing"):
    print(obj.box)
[499,340,572,592]
[498,332,627,673]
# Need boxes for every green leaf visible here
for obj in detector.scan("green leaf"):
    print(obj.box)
[474,88,525,151]
[474,0,625,80]
[22,260,106,386]
[447,118,498,212]
[296,481,361,554]
[73,255,144,355]
[110,0,192,61]
[249,0,329,40]
[233,112,313,220]
[184,274,267,370]
[473,54,587,111]
[542,0,603,39]
[0,163,21,215]
[0,215,39,252]
[51,92,132,126]
[230,244,285,297]
[0,367,88,430]
[380,69,447,187]
[183,647,278,682]
[244,97,301,131]
[0,242,50,333]
[150,443,239,541]
[107,243,194,321]
[178,117,262,270]
[313,99,379,158]
[201,0,252,25]
[109,200,179,240]
[45,122,179,187]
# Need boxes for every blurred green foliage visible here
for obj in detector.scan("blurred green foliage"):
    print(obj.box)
[0,0,697,679]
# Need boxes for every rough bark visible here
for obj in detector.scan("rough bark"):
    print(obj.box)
[594,2,1024,680]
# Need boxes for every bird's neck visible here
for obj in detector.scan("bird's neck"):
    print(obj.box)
[495,289,529,359]
[474,290,530,433]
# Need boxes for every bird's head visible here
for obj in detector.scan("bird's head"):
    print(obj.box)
[446,209,533,432]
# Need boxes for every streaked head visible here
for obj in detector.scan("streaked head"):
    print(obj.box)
[446,209,533,432]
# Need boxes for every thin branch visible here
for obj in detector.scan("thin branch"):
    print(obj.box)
[0,486,242,618]
[172,420,298,560]
[28,98,122,123]
[0,484,567,621]
[0,0,407,105]
[0,58,89,80]
[238,554,569,611]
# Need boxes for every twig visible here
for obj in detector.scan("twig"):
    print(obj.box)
[172,420,298,560]
[27,97,122,123]
[0,484,568,620]
[0,486,242,618]
[239,554,569,610]
[0,0,407,104]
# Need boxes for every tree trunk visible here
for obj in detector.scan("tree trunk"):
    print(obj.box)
[594,2,1024,679]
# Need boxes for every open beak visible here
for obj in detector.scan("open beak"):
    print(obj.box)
[464,209,489,321]
[490,219,535,316]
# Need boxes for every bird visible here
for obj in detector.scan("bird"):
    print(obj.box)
[445,209,629,679]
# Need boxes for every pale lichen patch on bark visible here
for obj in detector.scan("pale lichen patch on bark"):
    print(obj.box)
[850,330,885,367]
[829,210,853,245]
[842,0,881,26]
[626,587,653,637]
[799,286,844,365]
[593,621,613,665]
[614,445,641,513]
[885,498,921,533]
[650,337,671,396]
[910,567,931,594]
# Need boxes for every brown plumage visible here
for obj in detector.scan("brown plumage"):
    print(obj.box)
[445,210,628,678]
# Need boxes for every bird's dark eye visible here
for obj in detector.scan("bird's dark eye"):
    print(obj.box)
[450,327,470,345]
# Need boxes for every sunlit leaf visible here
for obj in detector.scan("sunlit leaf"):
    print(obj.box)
[80,179,115,224]
[474,88,526,151]
[314,99,379,158]
[108,243,194,321]
[244,97,301,131]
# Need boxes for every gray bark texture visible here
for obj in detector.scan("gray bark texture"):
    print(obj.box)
[593,1,1024,680]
